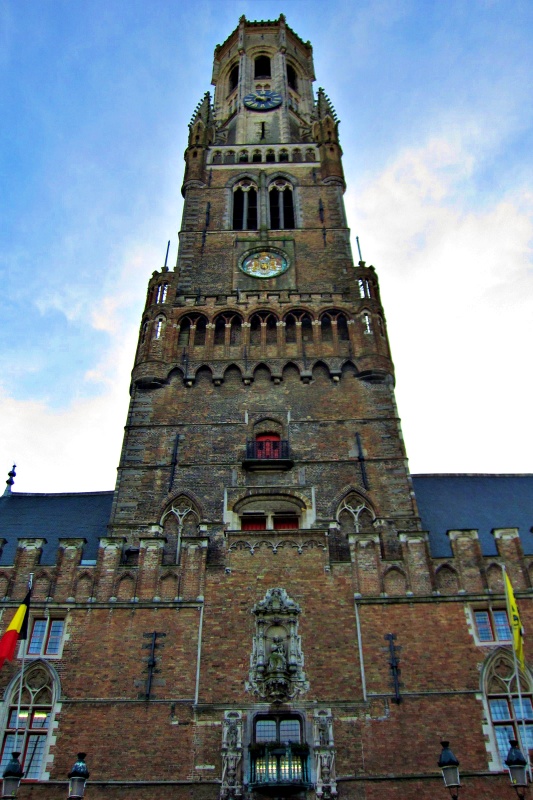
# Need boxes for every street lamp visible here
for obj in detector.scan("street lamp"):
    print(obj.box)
[68,753,89,798]
[506,740,528,799]
[438,741,460,800]
[2,752,23,798]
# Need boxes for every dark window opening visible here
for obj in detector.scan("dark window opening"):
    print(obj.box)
[229,64,239,93]
[178,318,191,347]
[250,315,262,345]
[253,150,262,162]
[255,56,271,79]
[337,314,350,340]
[279,150,289,163]
[233,186,258,230]
[214,317,226,346]
[195,317,207,346]
[239,151,249,163]
[266,150,276,163]
[121,547,139,567]
[269,185,295,230]
[287,65,298,92]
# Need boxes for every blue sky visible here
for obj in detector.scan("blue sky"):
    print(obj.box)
[0,0,532,491]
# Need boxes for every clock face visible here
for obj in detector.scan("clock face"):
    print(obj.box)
[243,90,283,112]
[240,249,289,279]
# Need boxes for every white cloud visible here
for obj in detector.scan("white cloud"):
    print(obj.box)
[346,130,533,473]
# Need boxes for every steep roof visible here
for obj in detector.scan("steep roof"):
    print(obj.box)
[0,491,114,565]
[412,474,533,557]
[0,475,532,565]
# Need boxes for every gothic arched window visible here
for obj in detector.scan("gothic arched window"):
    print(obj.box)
[483,650,533,765]
[255,55,271,79]
[155,282,168,304]
[269,180,295,230]
[0,663,57,780]
[233,180,258,231]
[154,316,165,340]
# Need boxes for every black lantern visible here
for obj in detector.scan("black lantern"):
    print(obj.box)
[438,741,460,800]
[68,753,89,798]
[2,751,23,798]
[506,740,528,798]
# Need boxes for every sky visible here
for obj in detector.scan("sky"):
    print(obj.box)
[0,0,532,493]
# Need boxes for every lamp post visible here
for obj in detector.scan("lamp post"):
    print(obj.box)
[506,740,528,799]
[2,752,23,798]
[438,741,460,800]
[68,753,89,798]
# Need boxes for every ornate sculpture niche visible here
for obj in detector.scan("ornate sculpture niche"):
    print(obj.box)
[246,587,309,702]
[221,711,243,799]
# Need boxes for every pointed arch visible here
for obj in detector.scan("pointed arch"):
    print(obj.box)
[0,660,60,779]
[336,491,376,534]
[382,567,407,596]
[486,563,505,592]
[160,494,202,565]
[435,564,460,595]
[481,648,533,768]
[115,573,136,601]
[74,571,94,602]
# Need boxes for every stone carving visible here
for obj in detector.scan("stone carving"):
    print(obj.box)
[246,588,309,702]
[221,711,243,799]
[313,709,337,797]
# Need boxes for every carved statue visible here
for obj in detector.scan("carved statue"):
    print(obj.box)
[267,637,287,672]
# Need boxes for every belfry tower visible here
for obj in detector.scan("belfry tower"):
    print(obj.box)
[110,14,421,557]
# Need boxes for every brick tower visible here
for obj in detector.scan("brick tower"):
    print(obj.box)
[110,13,421,560]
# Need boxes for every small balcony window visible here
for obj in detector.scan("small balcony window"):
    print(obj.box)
[250,715,310,789]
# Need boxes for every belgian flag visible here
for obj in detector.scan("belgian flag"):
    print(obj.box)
[0,591,31,669]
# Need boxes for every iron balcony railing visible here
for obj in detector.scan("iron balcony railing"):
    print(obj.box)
[249,742,311,789]
[246,440,290,460]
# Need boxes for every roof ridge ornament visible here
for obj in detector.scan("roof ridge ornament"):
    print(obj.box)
[3,464,16,496]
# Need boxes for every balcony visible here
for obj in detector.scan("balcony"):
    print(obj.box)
[242,440,294,471]
[249,742,311,793]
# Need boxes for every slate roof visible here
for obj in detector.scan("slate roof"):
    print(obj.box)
[0,491,114,566]
[411,474,533,558]
[0,475,532,565]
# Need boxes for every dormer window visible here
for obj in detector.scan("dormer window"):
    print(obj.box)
[255,55,271,79]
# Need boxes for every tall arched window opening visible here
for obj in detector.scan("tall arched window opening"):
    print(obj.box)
[269,181,295,230]
[233,181,258,230]
[287,64,298,92]
[484,651,533,764]
[178,317,191,347]
[255,56,271,79]
[0,664,57,779]
[229,63,239,93]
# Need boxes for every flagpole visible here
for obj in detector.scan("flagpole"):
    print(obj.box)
[14,574,32,754]
[502,565,532,781]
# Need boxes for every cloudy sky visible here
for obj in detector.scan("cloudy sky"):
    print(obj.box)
[0,0,532,493]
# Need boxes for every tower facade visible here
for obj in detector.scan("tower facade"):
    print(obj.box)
[111,14,420,556]
[1,15,533,800]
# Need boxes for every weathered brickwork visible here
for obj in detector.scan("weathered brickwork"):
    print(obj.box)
[1,14,531,800]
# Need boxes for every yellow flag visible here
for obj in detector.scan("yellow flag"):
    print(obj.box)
[505,571,525,670]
